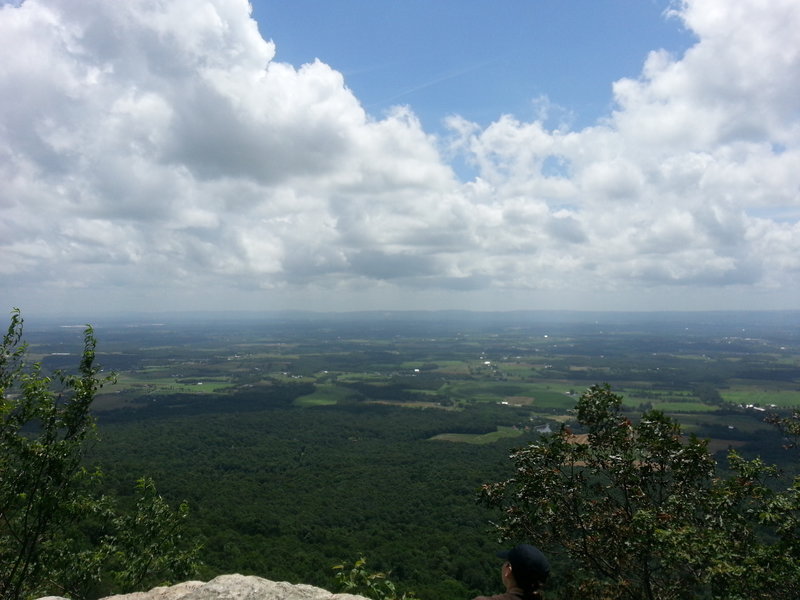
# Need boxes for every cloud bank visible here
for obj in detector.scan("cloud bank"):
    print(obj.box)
[1,0,798,314]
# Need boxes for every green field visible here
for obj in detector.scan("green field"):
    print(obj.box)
[294,383,355,407]
[429,426,525,445]
[651,401,721,413]
[721,385,800,407]
[111,373,233,394]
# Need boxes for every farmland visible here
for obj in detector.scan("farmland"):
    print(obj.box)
[36,310,794,448]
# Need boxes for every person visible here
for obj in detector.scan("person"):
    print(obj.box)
[472,543,550,600]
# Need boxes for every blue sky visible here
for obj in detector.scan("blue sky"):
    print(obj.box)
[1,0,798,317]
[252,1,696,134]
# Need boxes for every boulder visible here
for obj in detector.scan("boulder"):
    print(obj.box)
[37,574,370,600]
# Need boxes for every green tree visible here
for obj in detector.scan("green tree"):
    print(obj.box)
[333,556,416,600]
[0,310,199,599]
[766,409,800,449]
[480,384,800,600]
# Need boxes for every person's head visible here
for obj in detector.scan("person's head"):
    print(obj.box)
[497,544,550,596]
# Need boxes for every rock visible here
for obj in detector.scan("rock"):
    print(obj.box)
[103,579,205,600]
[37,575,370,600]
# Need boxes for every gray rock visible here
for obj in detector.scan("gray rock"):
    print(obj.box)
[37,575,370,600]
[103,579,205,600]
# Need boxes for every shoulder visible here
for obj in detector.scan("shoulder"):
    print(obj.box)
[472,593,519,600]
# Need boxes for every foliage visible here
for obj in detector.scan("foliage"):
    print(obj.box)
[104,476,200,593]
[88,403,506,599]
[0,310,199,600]
[480,384,800,600]
[333,557,416,600]
[765,409,800,449]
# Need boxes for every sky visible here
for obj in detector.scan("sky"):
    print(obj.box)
[1,0,799,318]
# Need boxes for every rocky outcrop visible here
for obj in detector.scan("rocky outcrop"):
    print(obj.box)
[38,574,371,600]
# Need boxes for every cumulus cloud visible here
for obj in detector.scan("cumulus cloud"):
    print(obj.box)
[448,0,800,299]
[1,0,798,314]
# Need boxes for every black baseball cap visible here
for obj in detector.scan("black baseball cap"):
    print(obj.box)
[497,544,550,581]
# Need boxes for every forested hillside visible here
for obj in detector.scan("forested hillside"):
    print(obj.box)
[88,402,523,599]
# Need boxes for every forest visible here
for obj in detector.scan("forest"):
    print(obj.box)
[8,310,800,599]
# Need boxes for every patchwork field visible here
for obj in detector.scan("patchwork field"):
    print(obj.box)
[34,311,797,455]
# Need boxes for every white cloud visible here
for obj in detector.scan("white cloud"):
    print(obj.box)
[0,0,798,314]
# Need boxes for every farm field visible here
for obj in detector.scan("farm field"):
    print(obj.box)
[51,311,798,445]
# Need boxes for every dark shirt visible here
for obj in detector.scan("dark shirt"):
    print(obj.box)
[472,587,527,600]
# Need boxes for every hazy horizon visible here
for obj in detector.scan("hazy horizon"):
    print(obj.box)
[17,307,800,332]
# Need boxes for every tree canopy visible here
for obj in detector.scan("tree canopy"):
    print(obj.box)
[481,384,800,599]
